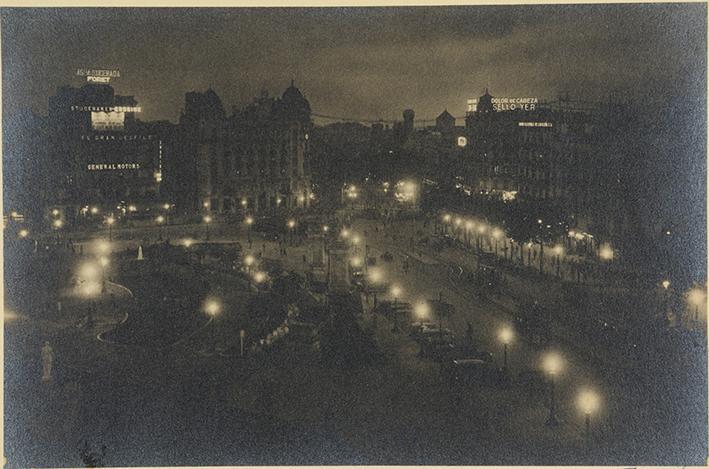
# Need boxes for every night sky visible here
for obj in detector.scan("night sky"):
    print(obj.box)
[1,4,706,123]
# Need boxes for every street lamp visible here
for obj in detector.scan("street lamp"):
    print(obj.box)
[244,254,256,273]
[99,256,109,293]
[688,287,705,329]
[492,228,503,256]
[156,215,165,240]
[599,243,614,261]
[414,300,430,321]
[662,279,671,290]
[341,228,350,239]
[18,228,29,239]
[390,285,402,305]
[577,389,600,440]
[203,215,212,241]
[542,352,564,427]
[51,208,60,217]
[105,216,115,241]
[553,244,564,278]
[52,219,63,230]
[90,206,99,215]
[498,325,514,371]
[368,267,384,307]
[253,271,267,284]
[204,299,221,317]
[390,284,403,332]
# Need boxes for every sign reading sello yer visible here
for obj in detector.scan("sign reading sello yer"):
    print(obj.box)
[467,97,538,112]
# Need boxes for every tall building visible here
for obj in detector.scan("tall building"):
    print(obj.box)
[42,81,172,223]
[178,81,313,214]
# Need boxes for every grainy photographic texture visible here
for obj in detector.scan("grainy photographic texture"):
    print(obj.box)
[2,4,707,467]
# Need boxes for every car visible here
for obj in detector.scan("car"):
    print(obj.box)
[418,334,455,359]
[441,358,506,387]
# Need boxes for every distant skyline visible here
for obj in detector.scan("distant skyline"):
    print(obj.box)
[1,5,706,123]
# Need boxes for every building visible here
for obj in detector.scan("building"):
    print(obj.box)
[457,88,638,244]
[178,82,314,215]
[41,80,173,225]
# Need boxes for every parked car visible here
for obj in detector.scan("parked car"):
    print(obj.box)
[441,358,506,387]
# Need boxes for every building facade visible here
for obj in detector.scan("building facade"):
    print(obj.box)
[178,83,313,215]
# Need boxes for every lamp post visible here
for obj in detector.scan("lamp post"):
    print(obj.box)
[390,284,402,332]
[105,216,115,242]
[577,389,600,441]
[498,326,514,372]
[492,228,503,257]
[204,298,221,318]
[156,215,165,241]
[543,352,563,428]
[688,287,705,330]
[203,215,212,241]
[287,218,296,245]
[99,256,109,293]
[553,245,564,278]
[368,267,383,308]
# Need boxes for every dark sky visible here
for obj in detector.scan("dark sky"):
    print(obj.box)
[1,4,706,123]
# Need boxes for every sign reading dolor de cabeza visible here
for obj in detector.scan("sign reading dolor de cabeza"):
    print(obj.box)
[467,97,538,112]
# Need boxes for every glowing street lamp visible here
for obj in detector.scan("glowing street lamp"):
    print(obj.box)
[498,325,514,371]
[661,279,671,290]
[52,219,63,230]
[368,267,384,307]
[414,300,430,320]
[253,271,267,284]
[51,208,60,217]
[492,228,503,256]
[599,243,614,261]
[542,351,564,427]
[203,215,212,241]
[90,206,99,215]
[163,203,171,211]
[245,216,254,226]
[341,228,351,239]
[688,287,706,328]
[553,244,564,277]
[156,215,165,240]
[577,388,600,440]
[390,284,402,304]
[18,228,29,239]
[204,299,221,317]
[183,238,194,248]
[105,216,115,241]
[244,254,256,273]
[322,225,329,233]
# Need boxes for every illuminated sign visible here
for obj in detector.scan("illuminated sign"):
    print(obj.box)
[77,69,120,78]
[88,163,141,171]
[71,106,141,113]
[80,134,155,141]
[87,76,111,84]
[467,97,538,112]
[518,122,553,127]
[91,111,125,131]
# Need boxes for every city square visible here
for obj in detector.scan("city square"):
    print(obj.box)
[3,4,707,467]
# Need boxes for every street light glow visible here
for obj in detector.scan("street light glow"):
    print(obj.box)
[351,235,361,244]
[688,288,705,307]
[368,267,383,284]
[599,244,614,261]
[79,262,100,281]
[90,206,99,215]
[128,205,138,212]
[245,216,254,226]
[662,280,671,290]
[99,256,109,268]
[498,325,514,345]
[244,254,256,266]
[492,228,503,239]
[477,224,487,234]
[350,257,364,268]
[414,301,430,319]
[52,219,63,229]
[454,217,462,227]
[203,215,212,224]
[105,216,115,226]
[442,214,451,223]
[577,389,601,415]
[341,228,350,239]
[51,209,60,217]
[156,215,165,224]
[553,244,564,256]
[465,220,474,230]
[253,271,267,283]
[204,299,221,317]
[323,225,329,233]
[183,238,194,247]
[18,228,29,238]
[390,284,402,298]
[163,203,171,210]
[542,352,564,376]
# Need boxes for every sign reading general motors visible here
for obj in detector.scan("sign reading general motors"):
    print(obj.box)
[467,97,538,112]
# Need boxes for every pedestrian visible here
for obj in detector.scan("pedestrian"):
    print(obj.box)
[41,341,53,383]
